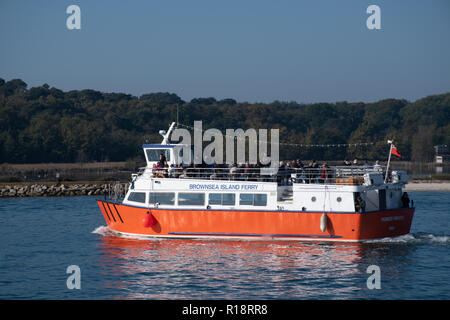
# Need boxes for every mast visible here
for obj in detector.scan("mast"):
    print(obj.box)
[384,140,393,183]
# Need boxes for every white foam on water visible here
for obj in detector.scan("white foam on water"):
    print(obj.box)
[366,233,450,245]
[91,226,450,245]
[91,226,166,241]
[92,225,114,236]
[422,234,450,244]
[114,233,164,241]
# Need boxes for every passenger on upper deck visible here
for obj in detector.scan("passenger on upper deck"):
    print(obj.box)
[373,160,382,173]
[229,163,238,180]
[169,163,183,178]
[278,161,288,185]
[319,163,330,183]
[152,162,167,178]
[158,153,167,168]
[304,160,319,183]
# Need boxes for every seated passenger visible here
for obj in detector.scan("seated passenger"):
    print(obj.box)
[152,163,166,178]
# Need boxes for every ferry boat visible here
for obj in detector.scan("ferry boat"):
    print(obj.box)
[97,123,414,242]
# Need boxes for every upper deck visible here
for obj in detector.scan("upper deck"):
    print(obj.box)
[134,164,407,187]
[120,123,409,213]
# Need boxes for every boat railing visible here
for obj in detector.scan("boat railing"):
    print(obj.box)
[144,165,388,186]
[107,181,129,201]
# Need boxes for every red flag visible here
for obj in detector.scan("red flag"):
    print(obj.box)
[391,144,401,158]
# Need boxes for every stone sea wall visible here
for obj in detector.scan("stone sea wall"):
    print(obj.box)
[0,183,111,197]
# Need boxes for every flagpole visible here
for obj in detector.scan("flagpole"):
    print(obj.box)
[385,140,393,183]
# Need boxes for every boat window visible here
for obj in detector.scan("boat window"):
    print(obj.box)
[222,193,235,205]
[239,194,253,205]
[146,149,171,162]
[208,194,222,205]
[178,193,205,206]
[208,193,236,206]
[127,192,146,203]
[239,193,267,206]
[149,192,175,205]
[254,194,267,206]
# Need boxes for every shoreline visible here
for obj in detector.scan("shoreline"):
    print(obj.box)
[404,182,450,192]
[0,182,111,198]
[1,181,449,198]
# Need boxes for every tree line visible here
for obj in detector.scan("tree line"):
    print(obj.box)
[0,77,449,164]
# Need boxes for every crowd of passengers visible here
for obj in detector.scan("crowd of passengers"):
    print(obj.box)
[151,154,383,184]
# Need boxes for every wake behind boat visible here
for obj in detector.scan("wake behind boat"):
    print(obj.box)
[97,123,414,242]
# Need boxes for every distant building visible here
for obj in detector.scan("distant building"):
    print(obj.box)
[434,145,449,155]
[434,145,450,163]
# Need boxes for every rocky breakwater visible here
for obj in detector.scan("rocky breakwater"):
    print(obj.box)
[0,184,110,197]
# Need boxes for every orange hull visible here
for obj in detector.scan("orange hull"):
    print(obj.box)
[97,200,414,241]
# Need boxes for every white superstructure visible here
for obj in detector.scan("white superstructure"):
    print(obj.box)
[119,124,409,214]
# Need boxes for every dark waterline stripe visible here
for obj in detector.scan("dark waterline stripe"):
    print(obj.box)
[168,232,342,238]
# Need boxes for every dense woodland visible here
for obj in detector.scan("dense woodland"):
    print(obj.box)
[0,77,449,164]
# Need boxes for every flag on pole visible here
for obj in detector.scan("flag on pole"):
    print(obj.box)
[391,144,401,158]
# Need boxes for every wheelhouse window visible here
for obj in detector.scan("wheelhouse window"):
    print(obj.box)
[127,192,146,203]
[208,193,235,206]
[239,193,267,206]
[149,192,175,205]
[145,149,171,162]
[178,193,205,206]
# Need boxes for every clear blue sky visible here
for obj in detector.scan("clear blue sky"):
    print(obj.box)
[1,0,449,103]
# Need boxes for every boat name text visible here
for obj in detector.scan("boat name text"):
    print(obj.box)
[189,183,258,191]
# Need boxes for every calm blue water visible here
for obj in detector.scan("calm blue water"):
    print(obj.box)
[0,192,449,300]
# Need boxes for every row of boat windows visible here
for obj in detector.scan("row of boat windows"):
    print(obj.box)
[127,192,268,206]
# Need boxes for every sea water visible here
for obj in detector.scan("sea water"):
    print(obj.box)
[0,192,448,299]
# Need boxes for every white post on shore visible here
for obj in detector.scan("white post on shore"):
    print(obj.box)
[384,140,393,183]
